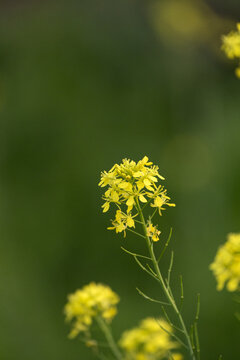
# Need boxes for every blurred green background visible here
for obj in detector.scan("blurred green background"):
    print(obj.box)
[0,0,240,359]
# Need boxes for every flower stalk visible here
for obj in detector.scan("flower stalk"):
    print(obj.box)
[135,197,196,360]
[99,156,200,360]
[96,316,122,360]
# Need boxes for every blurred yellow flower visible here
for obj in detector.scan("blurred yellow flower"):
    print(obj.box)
[222,23,240,59]
[99,156,175,234]
[210,233,240,292]
[119,317,181,359]
[172,354,183,360]
[222,23,240,78]
[150,0,230,49]
[64,282,119,338]
[235,67,240,78]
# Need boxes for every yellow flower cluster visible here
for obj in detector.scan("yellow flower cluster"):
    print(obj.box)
[99,156,175,235]
[64,283,119,338]
[119,317,181,360]
[147,221,161,242]
[210,233,240,292]
[222,23,240,78]
[107,210,135,234]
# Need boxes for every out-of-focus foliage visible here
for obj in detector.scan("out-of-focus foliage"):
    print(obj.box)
[0,0,240,359]
[150,0,232,49]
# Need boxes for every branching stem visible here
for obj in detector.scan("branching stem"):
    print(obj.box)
[135,198,196,360]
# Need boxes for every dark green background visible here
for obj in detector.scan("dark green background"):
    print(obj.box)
[0,1,240,359]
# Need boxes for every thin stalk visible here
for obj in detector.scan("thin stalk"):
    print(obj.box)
[135,198,196,360]
[179,275,184,312]
[157,227,172,263]
[121,246,151,260]
[126,228,146,239]
[96,316,122,360]
[190,325,195,350]
[167,251,174,290]
[194,322,200,360]
[194,294,200,360]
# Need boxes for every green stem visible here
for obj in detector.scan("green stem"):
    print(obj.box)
[96,316,122,360]
[135,198,196,360]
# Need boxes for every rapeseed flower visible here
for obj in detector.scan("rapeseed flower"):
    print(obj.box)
[147,221,161,242]
[99,156,175,235]
[210,233,240,292]
[222,23,240,78]
[64,282,119,338]
[119,317,181,360]
[107,210,135,236]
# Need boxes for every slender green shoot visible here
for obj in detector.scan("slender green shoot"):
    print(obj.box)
[136,287,171,306]
[121,246,151,260]
[179,275,184,312]
[126,228,146,239]
[195,294,200,322]
[194,322,200,360]
[190,325,195,350]
[193,293,200,360]
[95,316,122,360]
[155,318,188,350]
[167,251,174,289]
[161,305,172,325]
[133,255,160,282]
[157,228,173,263]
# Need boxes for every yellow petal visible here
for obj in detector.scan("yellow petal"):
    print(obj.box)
[116,223,125,233]
[139,194,147,203]
[127,217,135,228]
[155,196,164,207]
[133,171,144,178]
[126,196,134,207]
[118,182,129,189]
[137,181,144,190]
[111,191,119,202]
[143,178,151,186]
[105,189,111,197]
[115,210,123,221]
[102,202,110,212]
[127,205,133,213]
[149,176,158,182]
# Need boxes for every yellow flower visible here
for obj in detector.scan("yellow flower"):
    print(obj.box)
[222,25,240,59]
[210,233,240,292]
[99,156,175,234]
[172,354,183,360]
[150,192,176,215]
[108,210,135,237]
[235,66,240,78]
[147,221,161,242]
[64,283,119,338]
[222,23,240,77]
[119,317,181,360]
